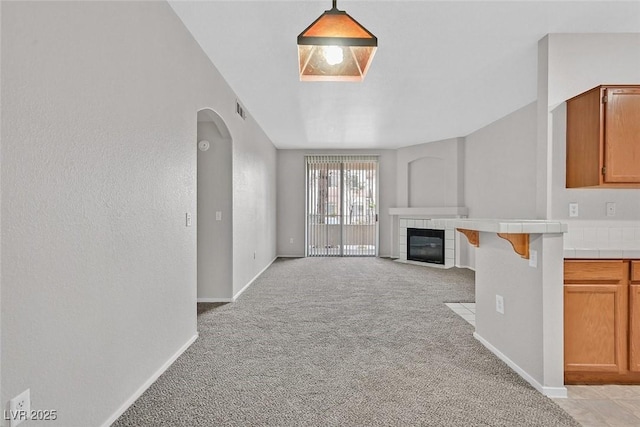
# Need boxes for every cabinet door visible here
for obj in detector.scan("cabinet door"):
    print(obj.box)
[564,282,628,373]
[630,284,640,372]
[632,261,640,284]
[566,86,603,188]
[630,262,640,371]
[604,87,640,183]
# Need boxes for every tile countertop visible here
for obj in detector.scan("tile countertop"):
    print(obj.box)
[563,220,640,259]
[452,219,568,234]
[563,248,640,259]
[404,218,640,259]
[451,219,640,259]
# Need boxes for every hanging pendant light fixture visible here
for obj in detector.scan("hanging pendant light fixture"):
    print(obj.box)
[297,0,377,82]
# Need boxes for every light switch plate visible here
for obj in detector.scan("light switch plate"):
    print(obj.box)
[8,389,30,427]
[215,211,222,221]
[496,295,504,314]
[529,250,538,268]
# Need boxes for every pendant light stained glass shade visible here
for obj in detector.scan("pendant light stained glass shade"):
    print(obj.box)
[297,3,377,82]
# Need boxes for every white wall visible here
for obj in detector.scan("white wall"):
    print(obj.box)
[475,234,544,382]
[396,138,465,208]
[0,0,3,411]
[277,149,396,257]
[197,118,233,300]
[544,34,640,220]
[547,34,640,109]
[1,2,276,426]
[232,119,277,295]
[474,232,565,395]
[464,102,538,219]
[536,36,551,219]
[408,157,446,207]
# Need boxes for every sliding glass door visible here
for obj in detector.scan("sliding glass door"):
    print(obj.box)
[306,155,378,257]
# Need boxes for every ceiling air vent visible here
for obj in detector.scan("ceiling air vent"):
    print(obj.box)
[236,100,246,120]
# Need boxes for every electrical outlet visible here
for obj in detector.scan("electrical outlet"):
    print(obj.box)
[215,211,222,221]
[529,250,538,268]
[8,389,31,427]
[606,202,616,217]
[289,238,294,244]
[569,202,579,217]
[496,295,504,314]
[185,212,192,227]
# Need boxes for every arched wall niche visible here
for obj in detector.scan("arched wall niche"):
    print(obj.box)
[408,156,446,208]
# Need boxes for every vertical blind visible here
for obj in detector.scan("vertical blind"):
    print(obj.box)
[306,155,378,257]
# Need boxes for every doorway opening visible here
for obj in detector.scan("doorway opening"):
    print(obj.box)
[305,155,379,257]
[197,109,233,302]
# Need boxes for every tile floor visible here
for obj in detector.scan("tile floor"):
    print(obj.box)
[445,302,476,327]
[446,302,640,427]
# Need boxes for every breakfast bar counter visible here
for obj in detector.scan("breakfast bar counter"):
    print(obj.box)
[454,219,568,398]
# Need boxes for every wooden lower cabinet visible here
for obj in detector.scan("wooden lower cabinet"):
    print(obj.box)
[564,259,640,384]
[630,261,640,372]
[630,284,640,372]
[564,282,627,373]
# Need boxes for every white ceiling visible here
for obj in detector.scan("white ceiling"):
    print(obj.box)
[169,1,640,149]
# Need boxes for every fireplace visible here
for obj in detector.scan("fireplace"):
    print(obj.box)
[407,228,445,265]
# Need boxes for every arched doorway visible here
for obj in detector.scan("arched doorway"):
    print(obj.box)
[197,109,233,301]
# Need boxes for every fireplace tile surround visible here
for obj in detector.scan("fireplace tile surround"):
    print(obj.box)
[399,218,455,268]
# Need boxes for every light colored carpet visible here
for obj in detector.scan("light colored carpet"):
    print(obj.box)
[114,257,579,426]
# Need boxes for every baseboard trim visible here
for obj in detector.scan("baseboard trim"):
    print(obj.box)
[473,332,567,398]
[197,298,233,303]
[232,256,277,301]
[456,264,476,271]
[101,333,199,427]
[276,254,303,258]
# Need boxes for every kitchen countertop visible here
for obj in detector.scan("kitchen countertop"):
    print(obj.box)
[453,219,568,234]
[398,216,640,259]
[564,248,640,259]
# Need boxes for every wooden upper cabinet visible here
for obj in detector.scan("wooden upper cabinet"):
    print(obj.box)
[605,88,640,183]
[566,85,640,188]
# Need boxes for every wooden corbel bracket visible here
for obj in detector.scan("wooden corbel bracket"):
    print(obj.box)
[456,228,479,247]
[457,228,530,259]
[497,233,530,259]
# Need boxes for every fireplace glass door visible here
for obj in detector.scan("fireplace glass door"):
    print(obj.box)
[407,228,445,264]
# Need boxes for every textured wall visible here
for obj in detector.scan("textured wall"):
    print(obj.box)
[408,157,446,208]
[474,233,544,384]
[474,232,565,395]
[0,0,3,412]
[1,2,276,426]
[546,34,640,220]
[396,138,465,209]
[464,102,538,219]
